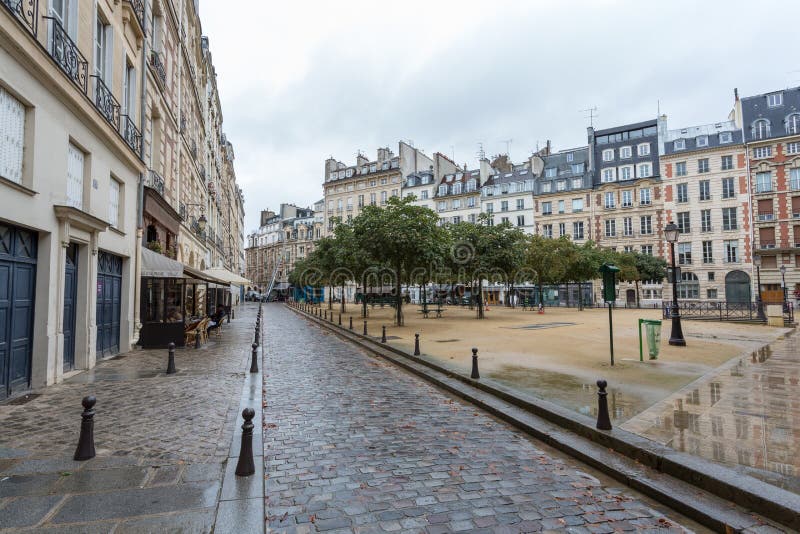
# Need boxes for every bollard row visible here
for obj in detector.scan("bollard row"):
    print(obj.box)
[235,408,256,476]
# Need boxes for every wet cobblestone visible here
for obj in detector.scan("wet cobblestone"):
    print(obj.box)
[263,305,694,533]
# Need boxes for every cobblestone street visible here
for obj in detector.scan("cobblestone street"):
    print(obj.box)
[0,304,262,532]
[263,305,699,533]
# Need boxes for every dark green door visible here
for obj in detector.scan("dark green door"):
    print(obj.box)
[96,251,122,358]
[63,244,78,372]
[0,223,37,399]
[725,270,751,304]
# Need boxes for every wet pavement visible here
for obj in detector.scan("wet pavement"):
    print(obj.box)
[0,304,263,533]
[623,331,800,494]
[263,304,702,533]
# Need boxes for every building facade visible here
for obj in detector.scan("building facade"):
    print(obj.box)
[0,0,243,400]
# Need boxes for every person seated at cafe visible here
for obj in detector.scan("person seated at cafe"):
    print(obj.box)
[207,306,228,334]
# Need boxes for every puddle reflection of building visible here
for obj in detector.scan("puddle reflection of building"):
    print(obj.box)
[579,383,637,421]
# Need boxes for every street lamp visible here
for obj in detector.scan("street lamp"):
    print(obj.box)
[753,253,765,321]
[664,221,686,346]
[780,264,787,310]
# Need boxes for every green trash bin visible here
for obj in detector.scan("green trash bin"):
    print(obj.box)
[638,319,663,361]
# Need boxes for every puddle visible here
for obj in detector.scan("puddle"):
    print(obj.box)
[503,322,577,330]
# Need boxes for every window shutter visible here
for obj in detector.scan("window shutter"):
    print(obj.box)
[792,196,800,215]
[0,87,25,184]
[66,143,84,209]
[758,199,773,214]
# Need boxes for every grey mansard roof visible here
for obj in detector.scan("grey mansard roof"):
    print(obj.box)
[741,86,800,142]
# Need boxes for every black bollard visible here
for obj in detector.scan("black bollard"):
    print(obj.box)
[338,313,342,326]
[414,333,420,356]
[195,329,201,349]
[381,325,387,343]
[250,343,259,373]
[235,408,256,476]
[254,326,260,345]
[232,308,235,320]
[363,321,368,336]
[349,316,353,330]
[471,348,480,379]
[166,342,176,374]
[324,310,327,320]
[596,380,612,430]
[74,396,96,461]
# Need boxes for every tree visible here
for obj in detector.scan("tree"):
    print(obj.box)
[564,241,604,310]
[351,197,445,326]
[525,235,569,305]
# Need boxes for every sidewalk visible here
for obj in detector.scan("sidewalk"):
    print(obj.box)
[0,304,264,533]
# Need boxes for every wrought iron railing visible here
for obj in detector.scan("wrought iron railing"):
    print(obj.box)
[121,115,142,154]
[179,202,186,221]
[145,169,165,196]
[45,17,88,94]
[2,0,38,37]
[150,50,167,87]
[124,0,145,32]
[91,76,120,130]
[199,165,206,180]
[180,115,186,134]
[190,139,197,159]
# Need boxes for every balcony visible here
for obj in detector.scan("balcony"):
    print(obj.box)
[45,17,88,94]
[199,165,206,181]
[179,202,187,221]
[145,169,165,197]
[759,241,777,249]
[757,213,775,222]
[2,0,38,37]
[190,139,197,159]
[180,115,187,134]
[149,50,167,89]
[92,76,120,130]
[123,0,145,36]
[121,115,141,154]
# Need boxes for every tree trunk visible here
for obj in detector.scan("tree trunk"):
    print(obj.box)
[395,263,403,326]
[636,279,641,308]
[579,282,584,311]
[328,285,333,309]
[478,279,484,319]
[341,282,346,313]
[566,282,570,308]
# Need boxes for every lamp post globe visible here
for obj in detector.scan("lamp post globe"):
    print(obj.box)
[664,221,686,346]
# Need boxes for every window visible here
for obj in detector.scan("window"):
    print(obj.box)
[787,114,800,134]
[545,167,557,178]
[724,240,739,263]
[675,162,687,177]
[420,190,428,200]
[572,177,582,189]
[699,180,711,201]
[620,146,632,159]
[542,201,552,215]
[451,198,460,209]
[701,209,712,232]
[566,152,574,162]
[696,135,708,147]
[788,142,800,155]
[358,194,364,207]
[677,183,688,203]
[640,188,651,205]
[466,179,476,192]
[791,168,800,190]
[622,190,632,207]
[605,219,616,237]
[638,163,652,178]
[467,196,475,208]
[756,172,772,193]
[517,215,525,227]
[558,200,565,213]
[719,132,732,144]
[638,143,650,156]
[753,119,770,140]
[468,214,476,223]
[438,184,447,195]
[437,201,446,212]
[602,168,616,182]
[380,177,388,185]
[336,199,343,211]
[767,92,783,107]
[623,217,633,236]
[678,243,692,265]
[573,222,584,240]
[623,246,633,253]
[516,199,524,210]
[641,244,653,256]
[572,163,584,175]
[94,13,112,81]
[541,182,552,193]
[722,207,737,230]
[556,180,566,192]
[122,61,135,118]
[346,197,353,210]
[697,158,710,173]
[108,177,120,228]
[0,86,25,184]
[558,223,566,237]
[452,182,462,195]
[66,142,84,209]
[542,224,553,238]
[572,198,584,212]
[702,241,713,264]
[369,192,376,206]
[501,200,508,212]
[485,202,494,214]
[620,166,632,180]
[722,177,735,198]
[452,216,461,224]
[640,215,652,235]
[753,146,772,159]
[678,272,700,299]
[674,139,686,150]
[604,192,615,209]
[721,155,733,170]
[677,212,690,233]
[602,149,614,162]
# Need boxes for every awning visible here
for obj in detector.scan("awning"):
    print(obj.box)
[141,247,184,278]
[184,265,229,286]
[272,282,290,291]
[202,267,251,285]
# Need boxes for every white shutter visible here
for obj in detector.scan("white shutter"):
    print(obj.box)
[66,143,84,209]
[108,178,119,227]
[0,87,25,184]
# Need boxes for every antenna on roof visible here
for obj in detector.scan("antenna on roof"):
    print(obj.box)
[476,142,486,161]
[501,139,513,155]
[450,145,455,162]
[580,106,598,127]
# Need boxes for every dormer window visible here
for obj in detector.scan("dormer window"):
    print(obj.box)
[602,149,614,162]
[674,139,686,150]
[566,153,574,162]
[345,168,354,178]
[466,179,476,192]
[545,167,557,178]
[719,132,732,144]
[696,135,708,147]
[637,143,651,156]
[786,113,800,135]
[766,92,783,108]
[438,184,448,196]
[406,177,415,187]
[369,164,377,172]
[452,183,462,195]
[752,119,771,140]
[620,146,632,159]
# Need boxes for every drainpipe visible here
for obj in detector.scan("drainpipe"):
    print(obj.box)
[133,2,150,345]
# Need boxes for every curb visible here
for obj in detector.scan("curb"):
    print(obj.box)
[288,303,800,532]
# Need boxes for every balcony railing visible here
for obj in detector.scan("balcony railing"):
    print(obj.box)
[149,50,167,88]
[45,17,88,94]
[2,0,38,37]
[92,76,120,130]
[199,165,206,180]
[145,169,165,196]
[179,202,186,221]
[190,139,197,159]
[124,0,145,33]
[180,115,187,134]
[121,115,142,154]
[759,241,776,249]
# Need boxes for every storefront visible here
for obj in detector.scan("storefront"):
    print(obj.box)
[139,247,187,348]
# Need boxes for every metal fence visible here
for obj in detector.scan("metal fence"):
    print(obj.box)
[659,300,795,325]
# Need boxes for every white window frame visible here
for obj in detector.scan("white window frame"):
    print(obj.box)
[637,143,651,156]
[674,139,686,150]
[719,132,732,144]
[620,146,632,159]
[638,163,652,178]
[619,166,633,181]
[696,135,709,148]
[108,177,120,228]
[0,86,26,185]
[622,190,632,207]
[602,168,616,183]
[602,149,614,162]
[767,92,783,108]
[66,142,85,210]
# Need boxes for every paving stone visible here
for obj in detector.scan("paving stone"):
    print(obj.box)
[0,494,63,528]
[214,498,264,534]
[55,466,148,493]
[220,455,263,501]
[115,508,216,533]
[0,473,61,497]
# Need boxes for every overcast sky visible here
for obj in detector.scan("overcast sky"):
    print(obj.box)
[202,0,800,234]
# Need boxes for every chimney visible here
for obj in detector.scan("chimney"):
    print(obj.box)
[734,87,739,101]
[356,152,369,167]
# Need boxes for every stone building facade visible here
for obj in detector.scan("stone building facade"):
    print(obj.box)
[0,0,243,399]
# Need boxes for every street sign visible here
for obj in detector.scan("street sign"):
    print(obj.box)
[599,263,620,303]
